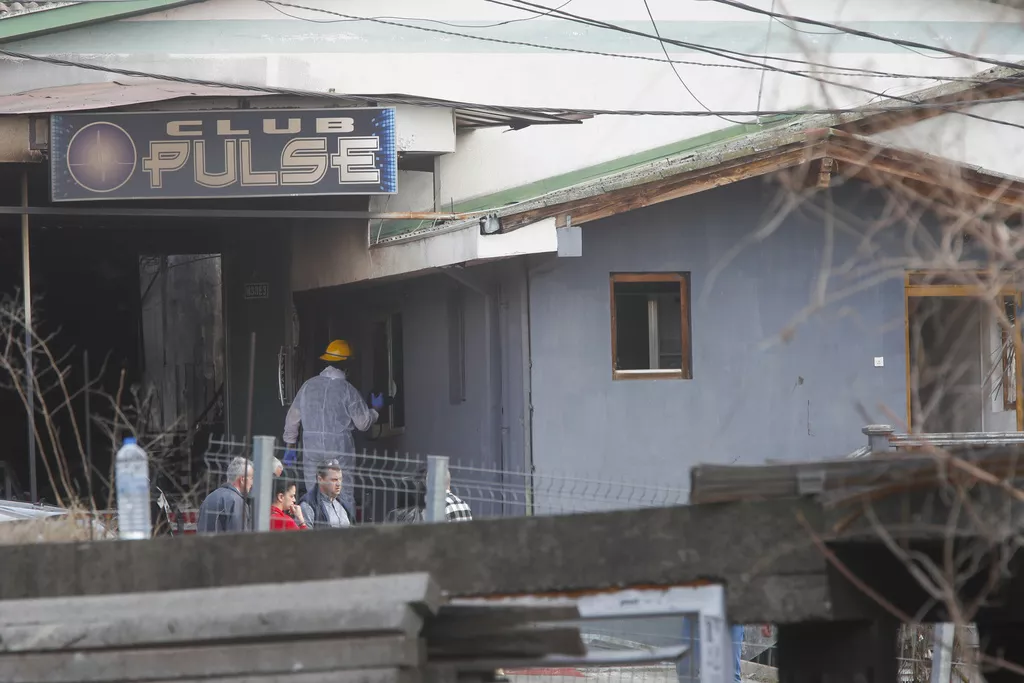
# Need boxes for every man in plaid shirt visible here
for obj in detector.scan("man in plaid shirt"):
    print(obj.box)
[444,469,472,522]
[387,468,472,523]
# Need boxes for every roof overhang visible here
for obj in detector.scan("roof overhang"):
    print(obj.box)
[0,79,589,132]
[489,129,1024,234]
[836,79,1024,138]
[373,61,1024,245]
[0,80,269,114]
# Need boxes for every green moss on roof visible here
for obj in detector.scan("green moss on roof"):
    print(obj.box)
[0,0,199,43]
[373,114,795,243]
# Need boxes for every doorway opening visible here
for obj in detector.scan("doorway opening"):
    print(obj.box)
[906,275,1022,433]
[138,254,226,495]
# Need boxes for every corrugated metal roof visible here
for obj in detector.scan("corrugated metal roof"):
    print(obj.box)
[0,2,74,19]
[0,499,65,523]
[0,499,115,539]
[0,80,591,133]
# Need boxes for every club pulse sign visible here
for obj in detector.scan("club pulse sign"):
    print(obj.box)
[50,108,397,201]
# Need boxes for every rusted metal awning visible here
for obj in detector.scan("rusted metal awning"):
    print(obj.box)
[0,80,590,130]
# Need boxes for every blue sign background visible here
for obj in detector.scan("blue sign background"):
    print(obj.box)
[50,107,397,201]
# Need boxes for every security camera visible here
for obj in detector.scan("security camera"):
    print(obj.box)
[479,214,501,236]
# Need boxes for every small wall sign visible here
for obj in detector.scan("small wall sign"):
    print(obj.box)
[244,282,269,300]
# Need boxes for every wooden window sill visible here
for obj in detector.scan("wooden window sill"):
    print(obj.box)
[612,369,689,381]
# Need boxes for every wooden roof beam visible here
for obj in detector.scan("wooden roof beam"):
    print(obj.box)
[500,142,827,232]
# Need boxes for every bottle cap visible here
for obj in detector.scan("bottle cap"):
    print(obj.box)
[123,437,137,446]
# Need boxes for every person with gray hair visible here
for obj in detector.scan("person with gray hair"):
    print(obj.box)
[197,456,253,533]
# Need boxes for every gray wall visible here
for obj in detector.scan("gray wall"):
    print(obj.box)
[299,265,530,472]
[528,179,909,491]
[292,262,533,519]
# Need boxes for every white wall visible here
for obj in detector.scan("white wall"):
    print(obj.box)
[291,218,558,292]
[874,101,1024,180]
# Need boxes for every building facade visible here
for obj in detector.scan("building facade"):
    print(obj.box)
[331,103,1024,498]
[0,0,1022,503]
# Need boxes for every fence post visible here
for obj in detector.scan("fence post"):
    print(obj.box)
[425,455,449,523]
[863,424,895,453]
[251,436,275,532]
[930,623,955,683]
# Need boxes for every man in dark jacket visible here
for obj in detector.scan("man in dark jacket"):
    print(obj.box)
[197,456,253,533]
[299,459,355,529]
[386,475,426,524]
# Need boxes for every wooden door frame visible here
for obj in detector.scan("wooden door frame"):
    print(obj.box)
[904,271,1024,432]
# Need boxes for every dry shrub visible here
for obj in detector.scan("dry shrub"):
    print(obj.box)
[0,508,114,546]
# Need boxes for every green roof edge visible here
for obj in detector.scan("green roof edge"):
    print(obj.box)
[0,0,204,44]
[376,114,796,242]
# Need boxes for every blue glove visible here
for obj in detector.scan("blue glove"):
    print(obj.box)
[371,392,385,411]
[283,449,298,467]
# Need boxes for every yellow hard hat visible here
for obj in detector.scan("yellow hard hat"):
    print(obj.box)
[320,339,352,362]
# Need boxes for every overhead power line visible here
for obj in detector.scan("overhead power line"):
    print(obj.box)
[5,45,1024,128]
[264,0,577,29]
[483,0,1024,132]
[640,0,747,124]
[258,0,1000,86]
[263,0,1024,132]
[700,0,1024,72]
[482,0,997,80]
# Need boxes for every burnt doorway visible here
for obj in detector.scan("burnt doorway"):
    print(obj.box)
[138,254,226,495]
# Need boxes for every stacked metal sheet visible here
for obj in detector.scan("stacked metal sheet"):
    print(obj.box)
[0,572,650,683]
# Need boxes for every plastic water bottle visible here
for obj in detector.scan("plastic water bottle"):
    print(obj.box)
[115,437,151,540]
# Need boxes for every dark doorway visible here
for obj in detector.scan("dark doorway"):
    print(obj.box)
[908,296,986,433]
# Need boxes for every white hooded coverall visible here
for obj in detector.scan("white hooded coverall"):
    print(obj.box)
[283,366,378,511]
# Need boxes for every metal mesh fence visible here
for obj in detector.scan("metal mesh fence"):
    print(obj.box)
[189,437,718,682]
[896,623,979,683]
[197,436,690,528]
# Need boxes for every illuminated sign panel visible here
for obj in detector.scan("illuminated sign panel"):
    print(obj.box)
[50,108,397,201]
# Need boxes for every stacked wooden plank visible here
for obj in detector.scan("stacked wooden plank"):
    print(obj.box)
[0,572,630,683]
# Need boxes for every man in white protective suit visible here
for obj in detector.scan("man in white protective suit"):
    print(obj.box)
[282,339,382,513]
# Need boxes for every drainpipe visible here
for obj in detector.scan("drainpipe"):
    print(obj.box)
[520,259,535,514]
[521,254,564,510]
[496,283,510,477]
[21,168,35,503]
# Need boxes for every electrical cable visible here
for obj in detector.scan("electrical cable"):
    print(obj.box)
[5,46,1024,127]
[771,18,844,37]
[754,0,777,117]
[484,0,997,80]
[483,0,1024,132]
[700,0,1024,70]
[639,0,748,125]
[0,47,567,123]
[264,0,576,29]
[259,0,996,85]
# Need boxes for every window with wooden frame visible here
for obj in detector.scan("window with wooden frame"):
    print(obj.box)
[610,273,692,380]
